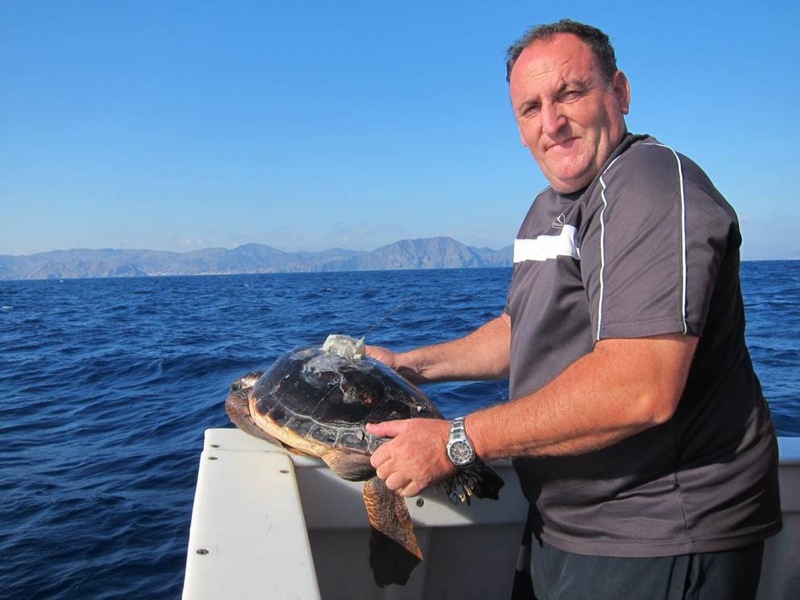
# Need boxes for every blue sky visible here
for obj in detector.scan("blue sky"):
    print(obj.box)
[2,1,798,260]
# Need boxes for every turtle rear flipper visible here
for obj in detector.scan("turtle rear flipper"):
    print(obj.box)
[444,460,505,505]
[363,477,422,587]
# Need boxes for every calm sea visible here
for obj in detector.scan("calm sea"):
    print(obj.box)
[1,264,798,598]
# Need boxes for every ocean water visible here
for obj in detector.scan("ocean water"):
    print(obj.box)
[1,264,798,598]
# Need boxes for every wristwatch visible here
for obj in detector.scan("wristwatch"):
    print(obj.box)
[446,416,476,467]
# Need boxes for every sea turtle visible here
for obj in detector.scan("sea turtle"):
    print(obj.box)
[225,334,504,587]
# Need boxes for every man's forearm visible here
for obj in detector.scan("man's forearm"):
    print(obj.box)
[468,334,698,460]
[396,313,511,383]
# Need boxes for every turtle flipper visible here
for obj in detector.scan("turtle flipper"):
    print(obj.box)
[444,460,505,505]
[363,477,421,587]
[321,449,375,482]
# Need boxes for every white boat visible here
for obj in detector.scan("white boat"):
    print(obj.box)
[182,429,799,599]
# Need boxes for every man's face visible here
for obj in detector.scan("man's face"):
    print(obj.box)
[509,33,630,194]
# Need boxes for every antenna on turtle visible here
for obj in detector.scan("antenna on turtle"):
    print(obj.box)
[323,295,419,359]
[358,294,418,345]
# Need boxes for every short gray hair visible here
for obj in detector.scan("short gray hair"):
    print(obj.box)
[505,19,618,85]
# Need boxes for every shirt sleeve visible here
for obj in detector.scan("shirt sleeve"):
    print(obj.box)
[579,142,739,341]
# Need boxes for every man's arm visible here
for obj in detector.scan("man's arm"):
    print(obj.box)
[367,313,511,384]
[368,333,697,497]
[468,333,697,460]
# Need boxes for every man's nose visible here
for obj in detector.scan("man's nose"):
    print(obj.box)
[540,102,566,136]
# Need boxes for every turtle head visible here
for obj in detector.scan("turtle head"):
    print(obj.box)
[229,370,264,392]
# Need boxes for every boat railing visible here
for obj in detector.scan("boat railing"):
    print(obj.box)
[182,430,800,600]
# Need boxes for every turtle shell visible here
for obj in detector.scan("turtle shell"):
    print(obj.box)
[225,340,505,587]
[247,344,442,473]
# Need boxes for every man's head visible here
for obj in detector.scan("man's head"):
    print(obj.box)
[506,19,619,85]
[506,20,630,193]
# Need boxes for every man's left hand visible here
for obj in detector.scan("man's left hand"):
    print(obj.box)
[367,419,456,497]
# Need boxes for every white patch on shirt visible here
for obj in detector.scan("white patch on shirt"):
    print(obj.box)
[514,225,580,263]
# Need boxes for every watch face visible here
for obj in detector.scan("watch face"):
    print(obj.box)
[448,440,474,466]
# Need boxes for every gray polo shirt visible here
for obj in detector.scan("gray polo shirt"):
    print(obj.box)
[508,134,781,557]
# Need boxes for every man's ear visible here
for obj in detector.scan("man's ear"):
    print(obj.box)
[613,70,631,115]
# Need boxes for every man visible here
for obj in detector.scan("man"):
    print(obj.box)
[365,19,782,599]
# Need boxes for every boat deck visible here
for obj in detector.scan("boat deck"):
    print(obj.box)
[183,429,800,599]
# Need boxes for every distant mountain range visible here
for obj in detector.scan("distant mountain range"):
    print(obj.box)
[0,237,513,281]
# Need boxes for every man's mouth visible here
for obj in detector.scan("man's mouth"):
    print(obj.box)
[545,137,578,152]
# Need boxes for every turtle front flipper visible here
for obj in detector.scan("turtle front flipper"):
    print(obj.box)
[320,448,376,482]
[363,476,422,587]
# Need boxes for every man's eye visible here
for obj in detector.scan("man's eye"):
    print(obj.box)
[561,90,584,102]
[521,104,540,116]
